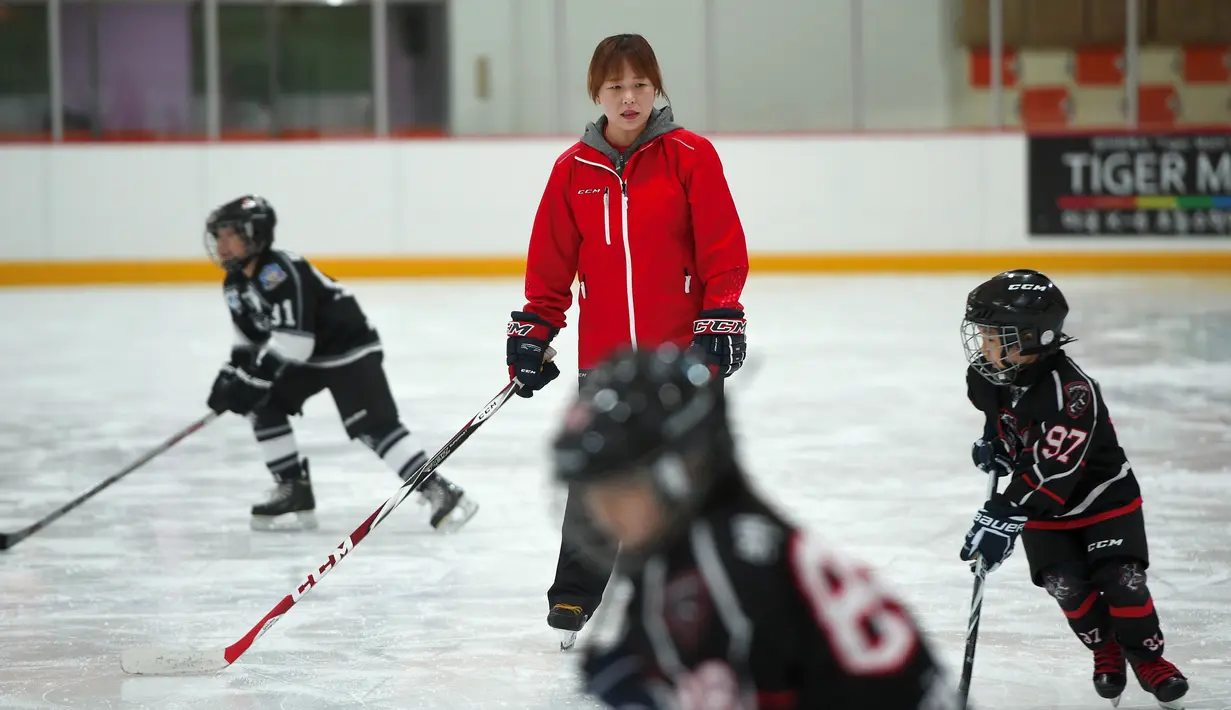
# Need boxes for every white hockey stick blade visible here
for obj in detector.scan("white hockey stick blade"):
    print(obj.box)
[120,647,230,675]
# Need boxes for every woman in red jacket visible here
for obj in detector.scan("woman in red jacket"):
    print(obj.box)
[503,33,750,648]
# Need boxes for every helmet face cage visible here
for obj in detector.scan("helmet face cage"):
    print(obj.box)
[204,216,260,270]
[962,318,1028,385]
[203,196,275,270]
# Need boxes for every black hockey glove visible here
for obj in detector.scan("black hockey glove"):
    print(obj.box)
[206,365,238,414]
[581,646,667,709]
[206,354,276,416]
[224,361,274,414]
[972,437,1015,478]
[507,310,561,398]
[206,347,259,414]
[690,308,747,377]
[960,494,1028,574]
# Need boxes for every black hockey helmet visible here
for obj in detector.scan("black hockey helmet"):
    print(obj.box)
[551,343,736,567]
[962,269,1072,386]
[204,195,277,273]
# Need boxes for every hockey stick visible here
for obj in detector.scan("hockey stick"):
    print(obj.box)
[956,469,1001,709]
[119,351,552,676]
[0,412,219,551]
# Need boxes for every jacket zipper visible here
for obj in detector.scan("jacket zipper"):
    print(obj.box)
[602,188,611,246]
[620,181,636,348]
[575,145,654,351]
[684,268,691,294]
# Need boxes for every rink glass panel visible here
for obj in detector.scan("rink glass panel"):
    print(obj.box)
[0,1,51,139]
[1,0,1229,141]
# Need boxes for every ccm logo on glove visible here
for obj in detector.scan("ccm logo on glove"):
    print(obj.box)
[693,318,746,335]
[508,321,550,339]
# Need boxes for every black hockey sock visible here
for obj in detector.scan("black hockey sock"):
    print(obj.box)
[252,414,305,483]
[1093,559,1165,661]
[358,423,428,481]
[1042,567,1113,650]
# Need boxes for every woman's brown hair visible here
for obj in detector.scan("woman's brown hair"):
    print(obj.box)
[587,34,668,103]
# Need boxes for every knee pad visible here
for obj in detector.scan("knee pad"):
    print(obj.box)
[1093,558,1150,604]
[248,406,291,435]
[1042,566,1093,608]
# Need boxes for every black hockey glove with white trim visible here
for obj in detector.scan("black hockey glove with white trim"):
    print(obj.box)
[972,437,1015,478]
[690,308,747,377]
[207,347,258,414]
[206,365,238,414]
[960,494,1027,574]
[507,310,561,398]
[206,352,276,416]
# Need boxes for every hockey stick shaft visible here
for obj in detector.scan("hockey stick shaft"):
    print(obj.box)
[122,374,531,675]
[957,469,1001,708]
[0,411,219,551]
[223,380,520,664]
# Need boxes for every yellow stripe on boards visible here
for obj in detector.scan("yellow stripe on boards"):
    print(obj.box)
[747,252,1231,274]
[1,252,1230,287]
[0,257,529,286]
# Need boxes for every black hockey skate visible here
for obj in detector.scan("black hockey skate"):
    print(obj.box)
[1131,657,1188,709]
[1093,641,1127,706]
[251,461,318,531]
[417,474,478,533]
[548,603,588,651]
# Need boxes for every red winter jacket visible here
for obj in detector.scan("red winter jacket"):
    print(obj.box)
[521,107,749,371]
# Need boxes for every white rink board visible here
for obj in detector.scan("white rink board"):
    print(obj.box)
[3,136,1230,264]
[1,274,1230,709]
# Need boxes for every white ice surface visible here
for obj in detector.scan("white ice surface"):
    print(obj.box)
[1,275,1229,709]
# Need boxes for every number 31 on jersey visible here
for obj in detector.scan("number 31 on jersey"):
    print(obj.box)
[268,299,296,328]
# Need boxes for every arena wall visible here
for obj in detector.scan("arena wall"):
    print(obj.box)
[1,133,1229,286]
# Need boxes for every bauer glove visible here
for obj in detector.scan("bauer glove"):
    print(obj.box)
[960,495,1027,574]
[690,308,746,377]
[506,310,560,398]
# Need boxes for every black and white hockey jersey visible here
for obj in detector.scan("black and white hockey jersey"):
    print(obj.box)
[588,476,954,710]
[967,350,1143,530]
[223,249,381,368]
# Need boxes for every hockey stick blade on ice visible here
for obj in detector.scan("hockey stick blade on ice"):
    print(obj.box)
[956,468,1001,709]
[0,412,219,551]
[119,354,551,676]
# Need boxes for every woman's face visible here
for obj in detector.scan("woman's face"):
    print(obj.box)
[596,62,656,141]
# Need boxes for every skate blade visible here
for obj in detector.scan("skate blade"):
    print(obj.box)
[1158,699,1184,710]
[250,510,318,531]
[557,629,579,651]
[433,497,478,533]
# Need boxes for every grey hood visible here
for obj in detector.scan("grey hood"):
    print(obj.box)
[581,105,681,174]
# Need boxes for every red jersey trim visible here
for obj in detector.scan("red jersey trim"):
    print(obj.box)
[1024,472,1067,506]
[1025,497,1142,530]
